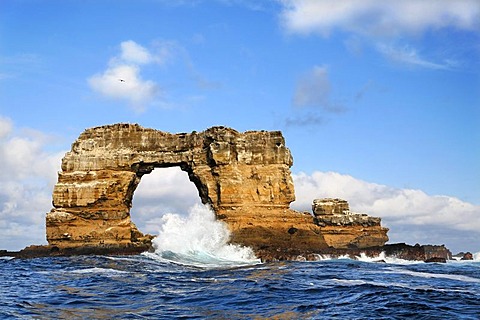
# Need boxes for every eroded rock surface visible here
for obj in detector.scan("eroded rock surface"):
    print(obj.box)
[312,198,389,248]
[46,124,389,257]
[47,125,300,246]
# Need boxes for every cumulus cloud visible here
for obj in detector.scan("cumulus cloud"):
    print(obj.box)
[292,171,480,252]
[130,167,203,235]
[0,116,65,250]
[88,40,168,112]
[89,64,159,111]
[279,0,480,37]
[88,39,214,111]
[0,116,13,138]
[120,40,155,64]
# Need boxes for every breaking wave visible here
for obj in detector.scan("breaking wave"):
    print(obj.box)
[474,251,480,261]
[354,252,420,264]
[451,251,480,263]
[147,204,260,268]
[310,251,480,264]
[385,267,480,284]
[313,252,422,264]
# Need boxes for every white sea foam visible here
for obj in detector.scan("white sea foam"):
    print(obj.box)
[313,254,352,261]
[474,251,480,261]
[451,251,480,262]
[331,278,367,286]
[149,204,260,268]
[355,252,422,265]
[70,267,129,275]
[386,267,480,284]
[312,252,422,264]
[329,277,471,293]
[0,256,14,261]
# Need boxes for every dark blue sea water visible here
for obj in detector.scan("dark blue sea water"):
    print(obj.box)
[1,253,479,319]
[2,207,479,319]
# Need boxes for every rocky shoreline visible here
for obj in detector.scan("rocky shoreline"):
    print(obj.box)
[1,242,468,263]
[0,243,152,259]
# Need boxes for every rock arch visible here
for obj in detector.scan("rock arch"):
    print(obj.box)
[46,123,389,256]
[46,124,297,246]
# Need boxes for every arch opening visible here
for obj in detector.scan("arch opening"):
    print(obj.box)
[130,166,203,237]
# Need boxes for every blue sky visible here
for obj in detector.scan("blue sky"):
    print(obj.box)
[0,0,479,253]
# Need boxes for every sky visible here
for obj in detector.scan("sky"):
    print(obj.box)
[0,0,479,253]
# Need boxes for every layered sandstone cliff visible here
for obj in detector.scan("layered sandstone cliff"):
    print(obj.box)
[312,198,389,249]
[46,124,389,256]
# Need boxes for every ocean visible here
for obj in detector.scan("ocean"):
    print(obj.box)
[1,206,479,319]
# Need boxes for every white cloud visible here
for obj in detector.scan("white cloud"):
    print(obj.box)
[293,65,345,112]
[0,116,65,250]
[292,171,480,252]
[0,116,13,138]
[377,44,453,70]
[88,40,169,112]
[131,167,203,235]
[89,64,159,112]
[279,0,480,37]
[120,40,155,64]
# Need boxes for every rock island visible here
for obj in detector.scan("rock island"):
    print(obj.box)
[8,124,451,261]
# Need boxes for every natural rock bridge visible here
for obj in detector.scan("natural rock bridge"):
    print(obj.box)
[46,124,388,258]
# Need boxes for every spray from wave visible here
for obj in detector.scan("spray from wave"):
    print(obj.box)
[146,204,260,268]
[473,251,480,262]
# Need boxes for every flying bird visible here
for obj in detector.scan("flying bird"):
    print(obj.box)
[119,79,125,82]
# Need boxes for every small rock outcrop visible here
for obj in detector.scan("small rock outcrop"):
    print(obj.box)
[383,243,452,262]
[312,198,389,248]
[461,252,474,260]
[45,124,390,259]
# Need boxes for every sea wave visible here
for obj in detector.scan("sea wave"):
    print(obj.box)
[328,277,472,293]
[386,267,480,284]
[1,253,479,318]
[310,252,423,265]
[70,267,130,275]
[355,252,422,264]
[309,251,480,265]
[474,251,480,261]
[0,256,14,261]
[451,251,480,263]
[147,204,261,268]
